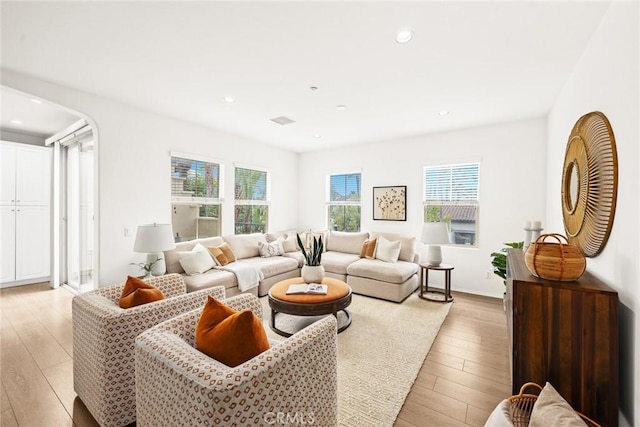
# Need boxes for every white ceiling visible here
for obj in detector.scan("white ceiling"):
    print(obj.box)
[1,86,82,138]
[1,1,611,152]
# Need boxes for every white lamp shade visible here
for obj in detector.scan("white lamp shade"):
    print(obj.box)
[420,222,450,245]
[421,222,450,266]
[133,223,176,253]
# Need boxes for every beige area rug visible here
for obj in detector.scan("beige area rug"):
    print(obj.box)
[261,292,451,427]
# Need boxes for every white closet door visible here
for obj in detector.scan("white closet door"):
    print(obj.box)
[0,144,16,205]
[15,205,50,281]
[16,145,51,206]
[0,206,16,283]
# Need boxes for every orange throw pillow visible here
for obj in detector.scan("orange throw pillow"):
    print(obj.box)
[118,276,165,308]
[360,238,378,259]
[195,296,269,367]
[208,242,237,266]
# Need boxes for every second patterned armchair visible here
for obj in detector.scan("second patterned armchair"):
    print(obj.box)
[72,274,226,427]
[135,293,338,426]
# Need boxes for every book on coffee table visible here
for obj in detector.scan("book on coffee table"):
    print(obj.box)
[286,283,328,295]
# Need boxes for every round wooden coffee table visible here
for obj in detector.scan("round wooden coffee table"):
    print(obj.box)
[268,277,352,337]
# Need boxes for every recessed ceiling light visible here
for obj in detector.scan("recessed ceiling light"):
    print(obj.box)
[396,29,414,44]
[30,98,43,105]
[224,96,235,103]
[438,110,450,116]
[313,134,321,139]
[10,119,23,125]
[309,86,318,92]
[336,105,347,111]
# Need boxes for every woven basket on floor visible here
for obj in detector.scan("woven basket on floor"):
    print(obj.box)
[524,233,586,281]
[508,382,601,427]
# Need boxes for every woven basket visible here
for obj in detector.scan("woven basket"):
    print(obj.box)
[524,233,586,281]
[508,382,601,427]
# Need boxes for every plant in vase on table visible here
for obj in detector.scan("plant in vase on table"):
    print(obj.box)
[296,233,324,283]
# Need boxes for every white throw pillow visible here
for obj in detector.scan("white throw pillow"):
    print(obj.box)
[375,236,401,263]
[258,239,285,258]
[282,235,298,253]
[177,243,215,275]
[529,383,587,427]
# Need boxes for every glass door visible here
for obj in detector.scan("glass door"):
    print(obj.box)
[63,138,94,290]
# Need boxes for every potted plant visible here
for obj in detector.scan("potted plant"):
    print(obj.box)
[297,233,324,283]
[490,241,524,285]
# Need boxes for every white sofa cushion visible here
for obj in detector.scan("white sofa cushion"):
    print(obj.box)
[166,236,224,274]
[183,269,238,292]
[347,258,418,284]
[223,233,267,259]
[321,251,361,275]
[371,232,417,263]
[375,236,401,263]
[176,243,216,275]
[326,231,369,254]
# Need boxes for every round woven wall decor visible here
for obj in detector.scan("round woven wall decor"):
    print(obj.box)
[561,111,618,257]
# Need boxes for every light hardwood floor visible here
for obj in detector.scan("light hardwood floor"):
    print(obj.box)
[0,283,510,427]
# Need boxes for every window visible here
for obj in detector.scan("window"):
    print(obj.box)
[328,173,361,232]
[171,154,222,241]
[423,163,480,246]
[234,166,269,234]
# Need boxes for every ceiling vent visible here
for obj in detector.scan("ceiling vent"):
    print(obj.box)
[270,116,296,126]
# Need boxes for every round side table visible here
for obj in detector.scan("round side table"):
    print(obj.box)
[419,263,454,303]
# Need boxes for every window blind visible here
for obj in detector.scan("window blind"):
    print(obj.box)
[235,167,268,203]
[329,173,361,202]
[171,156,220,202]
[424,163,479,202]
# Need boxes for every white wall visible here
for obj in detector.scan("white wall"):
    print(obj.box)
[546,3,639,425]
[2,69,299,286]
[298,117,548,298]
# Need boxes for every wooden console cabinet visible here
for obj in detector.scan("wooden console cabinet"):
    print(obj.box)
[506,249,618,427]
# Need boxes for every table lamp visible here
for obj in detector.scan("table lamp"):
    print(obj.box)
[133,223,176,277]
[420,222,451,266]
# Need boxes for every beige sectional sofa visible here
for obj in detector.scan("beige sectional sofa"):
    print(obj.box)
[164,233,300,297]
[164,230,420,303]
[324,231,420,302]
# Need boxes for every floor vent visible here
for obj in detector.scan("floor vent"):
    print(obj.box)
[270,116,296,126]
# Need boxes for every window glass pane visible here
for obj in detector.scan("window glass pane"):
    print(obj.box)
[328,172,361,230]
[235,167,267,201]
[330,173,361,202]
[172,157,219,199]
[234,167,269,234]
[171,155,222,241]
[423,203,477,246]
[235,205,268,234]
[329,205,361,232]
[172,203,221,241]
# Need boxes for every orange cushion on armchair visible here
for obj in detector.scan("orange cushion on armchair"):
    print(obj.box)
[195,296,269,367]
[119,276,165,308]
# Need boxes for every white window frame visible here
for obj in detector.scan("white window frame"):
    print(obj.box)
[234,164,270,234]
[423,162,480,247]
[326,171,362,232]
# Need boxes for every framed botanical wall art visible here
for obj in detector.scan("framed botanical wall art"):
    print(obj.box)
[373,186,407,221]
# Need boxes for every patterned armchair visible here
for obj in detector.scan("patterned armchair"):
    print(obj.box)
[72,274,225,427]
[135,293,338,427]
